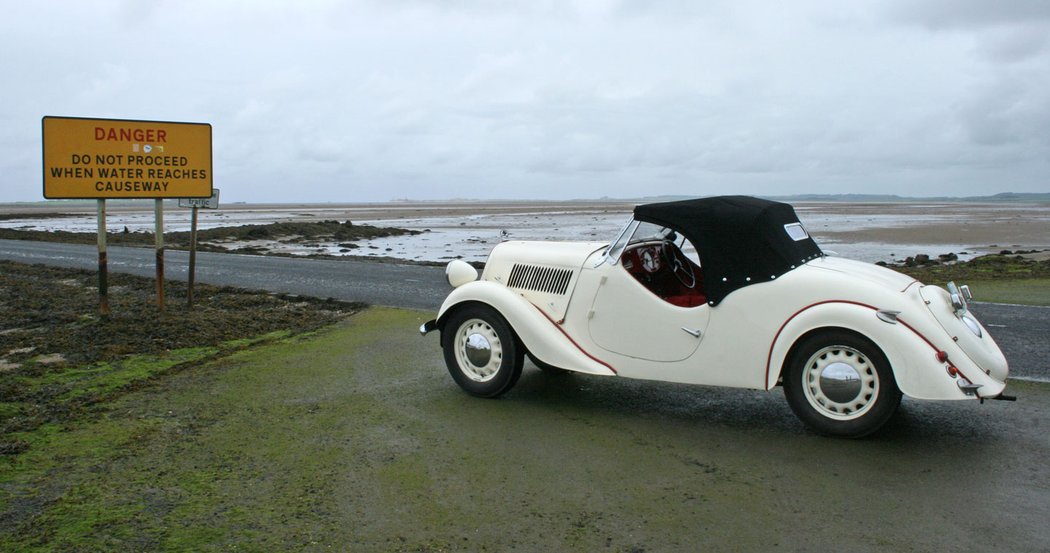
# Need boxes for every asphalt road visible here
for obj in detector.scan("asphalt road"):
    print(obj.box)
[1,238,1047,382]
[0,238,448,310]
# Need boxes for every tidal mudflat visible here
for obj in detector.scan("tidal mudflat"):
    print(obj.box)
[2,200,1048,264]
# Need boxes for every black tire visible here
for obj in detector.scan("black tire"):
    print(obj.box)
[782,330,902,438]
[528,353,570,375]
[441,305,524,398]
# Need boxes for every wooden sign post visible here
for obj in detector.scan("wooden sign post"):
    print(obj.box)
[179,189,221,307]
[97,199,110,316]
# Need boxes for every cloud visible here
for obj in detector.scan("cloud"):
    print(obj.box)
[885,0,1050,29]
[957,76,1050,148]
[976,23,1049,64]
[1,1,1048,202]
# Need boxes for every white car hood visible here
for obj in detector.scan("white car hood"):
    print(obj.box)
[479,240,607,321]
[482,240,607,280]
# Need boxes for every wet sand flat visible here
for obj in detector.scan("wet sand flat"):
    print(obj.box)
[796,202,1050,249]
[2,200,1048,264]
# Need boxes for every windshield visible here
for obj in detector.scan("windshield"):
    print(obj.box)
[629,222,674,244]
[605,219,698,266]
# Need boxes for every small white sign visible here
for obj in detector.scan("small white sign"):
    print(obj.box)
[179,189,220,209]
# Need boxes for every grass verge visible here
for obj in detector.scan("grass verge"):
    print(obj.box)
[892,252,1050,306]
[956,279,1050,306]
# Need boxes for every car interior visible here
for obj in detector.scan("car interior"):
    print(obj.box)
[620,240,707,307]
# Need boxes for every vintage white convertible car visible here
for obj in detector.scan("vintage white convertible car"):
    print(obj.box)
[420,196,1012,437]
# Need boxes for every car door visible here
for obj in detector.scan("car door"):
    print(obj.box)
[586,257,710,362]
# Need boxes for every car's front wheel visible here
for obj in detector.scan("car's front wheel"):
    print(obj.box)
[442,305,524,398]
[783,330,901,438]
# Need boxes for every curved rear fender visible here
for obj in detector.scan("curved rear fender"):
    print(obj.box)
[766,301,973,400]
[436,281,616,376]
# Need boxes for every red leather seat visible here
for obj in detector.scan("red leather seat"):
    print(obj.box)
[665,294,707,308]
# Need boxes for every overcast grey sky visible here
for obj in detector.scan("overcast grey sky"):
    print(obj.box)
[2,0,1048,203]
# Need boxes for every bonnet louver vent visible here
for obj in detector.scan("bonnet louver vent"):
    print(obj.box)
[507,264,573,295]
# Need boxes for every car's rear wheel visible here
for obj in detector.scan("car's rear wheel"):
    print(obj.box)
[783,330,901,438]
[442,305,523,398]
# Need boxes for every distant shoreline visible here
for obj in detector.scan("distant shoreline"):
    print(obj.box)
[6,194,1050,215]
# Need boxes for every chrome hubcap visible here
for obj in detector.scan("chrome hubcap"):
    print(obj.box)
[820,362,863,403]
[464,333,492,367]
[454,318,503,382]
[802,345,878,420]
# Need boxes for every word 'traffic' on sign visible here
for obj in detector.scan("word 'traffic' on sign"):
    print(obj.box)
[42,116,213,199]
[178,189,221,210]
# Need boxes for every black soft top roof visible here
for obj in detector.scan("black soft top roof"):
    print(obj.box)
[633,195,822,305]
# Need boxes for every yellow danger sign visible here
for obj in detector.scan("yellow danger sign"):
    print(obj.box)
[42,116,212,199]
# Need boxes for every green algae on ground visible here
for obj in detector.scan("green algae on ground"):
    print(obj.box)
[1,260,363,457]
[1,308,1048,552]
[2,337,286,455]
[0,325,358,551]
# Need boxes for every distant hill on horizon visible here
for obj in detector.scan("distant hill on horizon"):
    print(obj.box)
[768,192,1050,203]
[617,192,1050,204]
[4,192,1049,209]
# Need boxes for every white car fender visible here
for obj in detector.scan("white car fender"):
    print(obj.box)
[436,280,617,377]
[884,302,1007,400]
[765,300,977,400]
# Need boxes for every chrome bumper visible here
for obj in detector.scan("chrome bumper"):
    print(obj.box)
[419,319,437,336]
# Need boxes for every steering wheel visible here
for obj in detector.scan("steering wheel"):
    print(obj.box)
[663,242,696,289]
[640,245,662,273]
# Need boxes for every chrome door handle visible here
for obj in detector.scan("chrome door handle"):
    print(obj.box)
[681,327,702,338]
